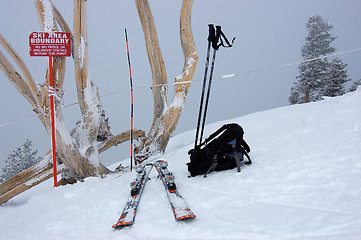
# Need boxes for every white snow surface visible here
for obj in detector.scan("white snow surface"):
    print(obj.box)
[1,89,361,240]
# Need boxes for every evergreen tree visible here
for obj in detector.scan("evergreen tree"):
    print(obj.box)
[323,57,350,97]
[290,15,337,104]
[289,82,302,104]
[349,79,361,92]
[0,139,41,183]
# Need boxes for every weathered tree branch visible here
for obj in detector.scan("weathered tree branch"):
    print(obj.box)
[0,129,145,205]
[134,0,198,162]
[0,34,42,115]
[52,3,75,58]
[0,49,37,111]
[136,0,167,121]
[98,129,145,153]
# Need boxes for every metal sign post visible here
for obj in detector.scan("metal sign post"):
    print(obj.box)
[29,32,71,187]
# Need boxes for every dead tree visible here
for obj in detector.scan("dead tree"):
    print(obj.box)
[0,0,144,204]
[134,0,198,162]
[0,0,197,204]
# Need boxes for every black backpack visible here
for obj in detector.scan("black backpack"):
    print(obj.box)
[187,123,252,177]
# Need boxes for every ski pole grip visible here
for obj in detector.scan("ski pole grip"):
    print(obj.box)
[212,25,222,50]
[208,24,215,42]
[215,25,222,41]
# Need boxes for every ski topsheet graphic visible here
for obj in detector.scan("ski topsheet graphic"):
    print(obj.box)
[112,163,153,228]
[153,160,196,221]
[112,160,195,229]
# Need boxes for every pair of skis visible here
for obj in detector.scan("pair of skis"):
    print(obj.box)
[112,160,196,229]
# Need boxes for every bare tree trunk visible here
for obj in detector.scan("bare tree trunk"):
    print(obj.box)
[135,0,198,162]
[305,91,310,103]
[36,0,110,179]
[0,1,146,203]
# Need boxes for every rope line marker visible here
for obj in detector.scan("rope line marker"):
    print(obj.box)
[1,47,360,128]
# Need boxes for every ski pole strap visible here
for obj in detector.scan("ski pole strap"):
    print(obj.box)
[219,28,236,48]
[212,25,236,50]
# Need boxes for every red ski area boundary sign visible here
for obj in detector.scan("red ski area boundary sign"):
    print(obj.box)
[28,31,71,187]
[29,32,71,57]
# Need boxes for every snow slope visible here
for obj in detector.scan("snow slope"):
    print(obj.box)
[1,88,361,240]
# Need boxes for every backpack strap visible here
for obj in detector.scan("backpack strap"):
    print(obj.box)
[202,123,238,146]
[239,139,252,164]
[236,138,252,165]
[200,124,227,147]
[240,138,251,153]
[204,154,218,178]
[232,144,241,172]
[244,151,252,165]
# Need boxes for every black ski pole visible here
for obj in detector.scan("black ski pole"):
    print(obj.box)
[199,25,222,145]
[194,24,215,149]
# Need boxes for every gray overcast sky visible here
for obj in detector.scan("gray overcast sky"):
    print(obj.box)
[1,0,361,167]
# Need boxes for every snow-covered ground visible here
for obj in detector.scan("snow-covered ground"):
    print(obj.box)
[1,88,361,240]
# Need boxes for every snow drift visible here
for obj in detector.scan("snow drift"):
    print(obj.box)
[1,88,361,240]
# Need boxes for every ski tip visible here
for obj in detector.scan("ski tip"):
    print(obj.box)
[112,221,132,229]
[176,214,196,221]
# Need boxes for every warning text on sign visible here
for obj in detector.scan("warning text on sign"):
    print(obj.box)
[29,32,71,57]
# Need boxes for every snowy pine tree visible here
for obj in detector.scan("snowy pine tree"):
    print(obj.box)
[323,57,350,97]
[289,82,302,104]
[349,79,361,92]
[0,139,41,183]
[290,15,337,104]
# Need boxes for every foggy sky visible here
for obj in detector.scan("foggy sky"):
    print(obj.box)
[1,0,361,167]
